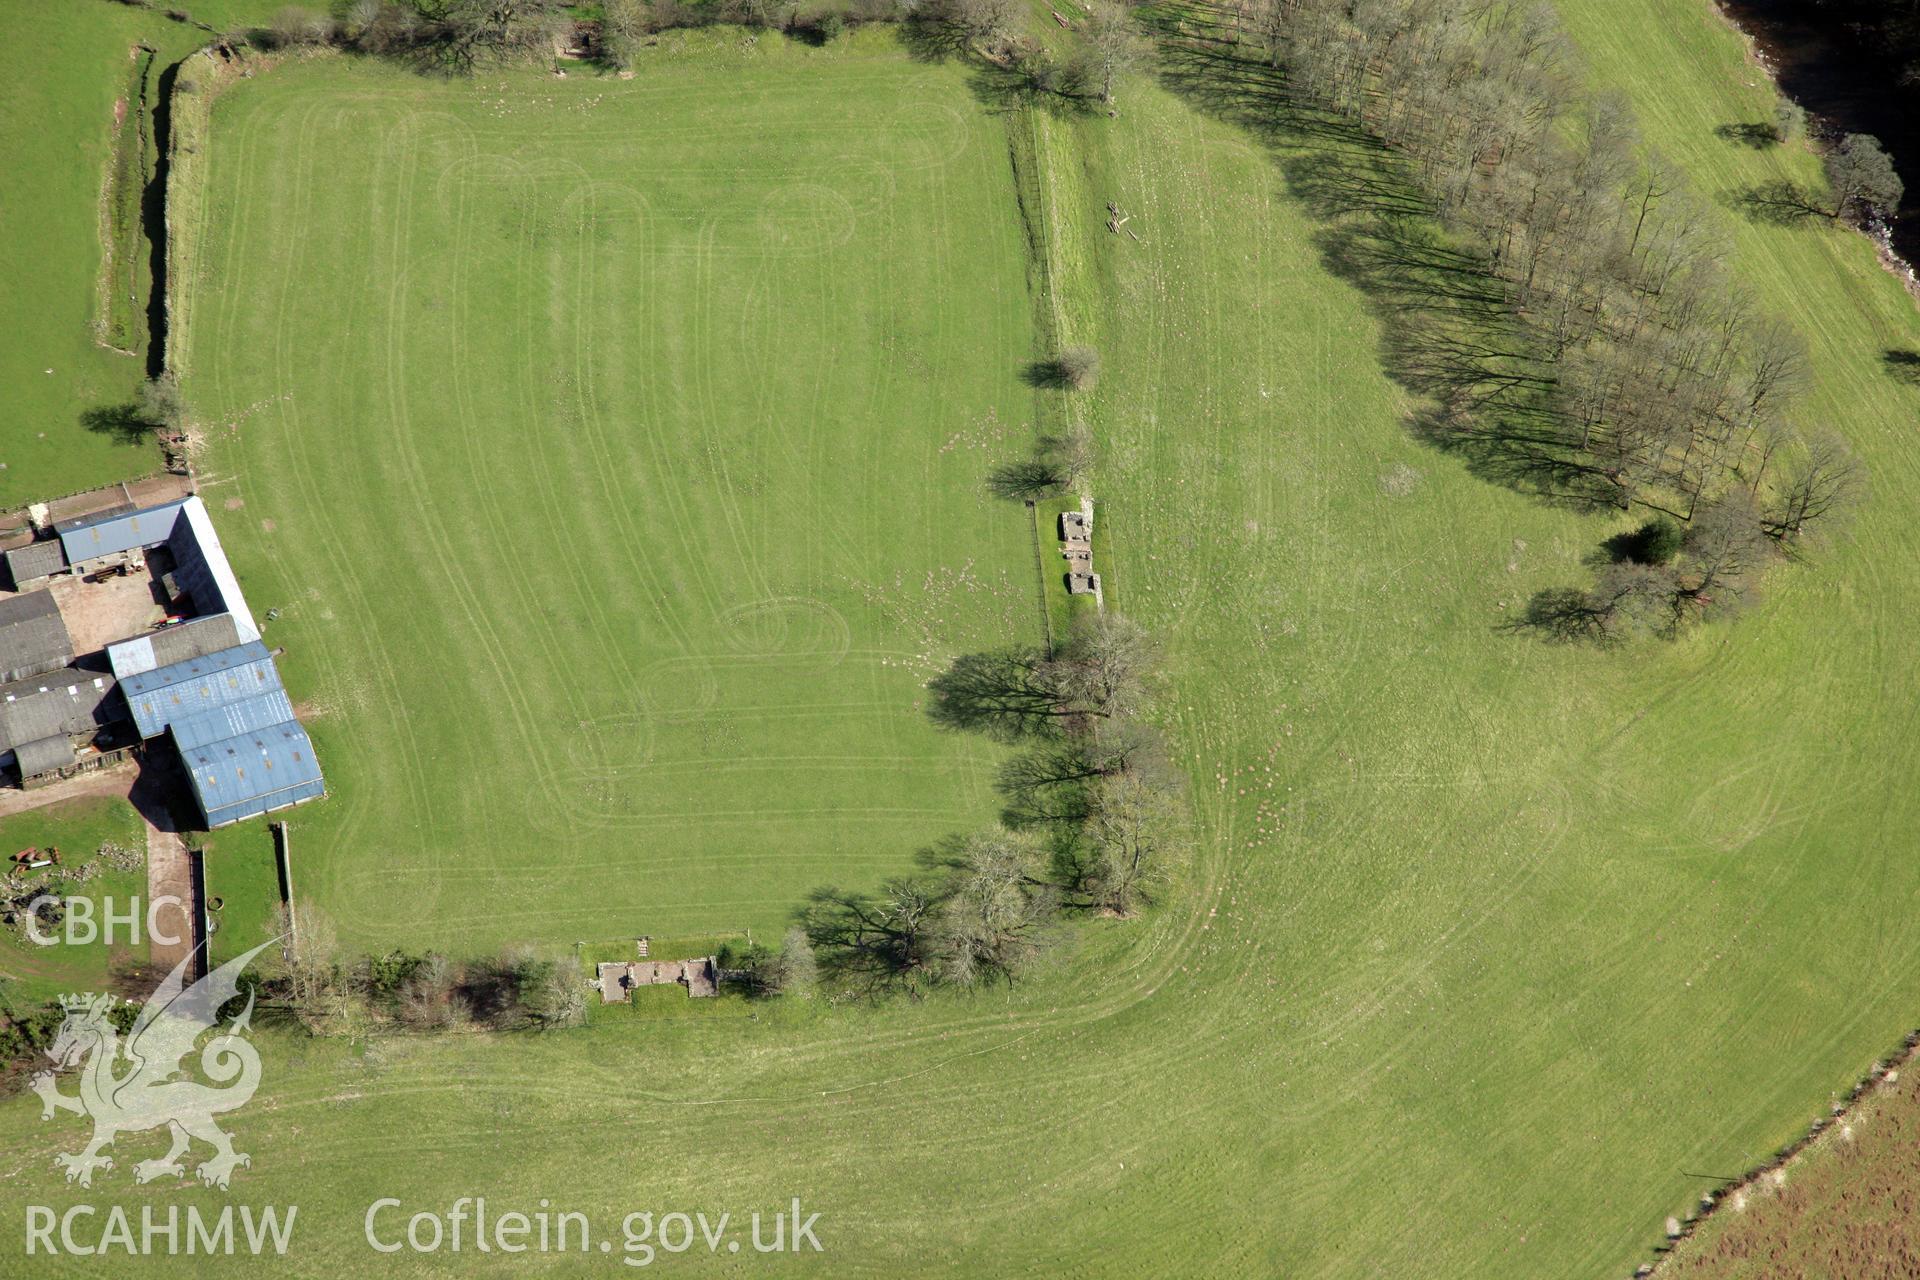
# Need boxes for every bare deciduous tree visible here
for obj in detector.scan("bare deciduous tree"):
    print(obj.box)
[266,899,340,1028]
[1676,491,1774,615]
[1763,429,1861,544]
[599,0,649,68]
[520,954,587,1029]
[1050,422,1096,491]
[1046,612,1159,720]
[928,829,1056,987]
[397,953,466,1029]
[1056,345,1101,390]
[1080,772,1180,915]
[1080,1,1143,105]
[134,378,186,431]
[771,926,818,994]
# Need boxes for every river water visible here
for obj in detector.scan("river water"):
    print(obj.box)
[1714,0,1920,267]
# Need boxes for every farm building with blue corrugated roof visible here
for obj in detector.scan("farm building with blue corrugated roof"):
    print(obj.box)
[2,490,323,821]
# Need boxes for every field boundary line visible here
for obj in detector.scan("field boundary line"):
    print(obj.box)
[1647,1025,1920,1278]
[1024,499,1055,655]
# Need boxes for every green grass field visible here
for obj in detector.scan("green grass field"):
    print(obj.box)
[182,35,1037,952]
[202,823,285,966]
[3,3,1920,1277]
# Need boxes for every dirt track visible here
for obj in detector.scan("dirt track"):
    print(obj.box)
[0,762,136,819]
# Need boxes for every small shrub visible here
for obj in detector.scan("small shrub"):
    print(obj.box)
[1773,100,1807,143]
[772,926,818,995]
[1057,345,1101,390]
[1628,514,1689,564]
[269,5,332,48]
[394,953,459,1028]
[1615,515,1684,566]
[815,11,844,40]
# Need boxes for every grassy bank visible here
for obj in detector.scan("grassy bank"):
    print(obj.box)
[94,44,155,356]
[0,0,284,510]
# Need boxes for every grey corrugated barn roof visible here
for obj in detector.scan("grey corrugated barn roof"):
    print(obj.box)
[170,687,297,750]
[107,613,242,681]
[0,668,118,755]
[0,591,73,684]
[56,501,181,563]
[51,503,135,535]
[3,539,66,589]
[12,735,74,780]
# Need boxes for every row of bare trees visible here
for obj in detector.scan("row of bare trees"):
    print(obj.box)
[796,615,1184,998]
[1219,0,1862,636]
[262,901,587,1035]
[268,0,906,72]
[261,0,795,71]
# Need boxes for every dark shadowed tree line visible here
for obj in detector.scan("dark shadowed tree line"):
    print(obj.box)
[1175,0,1864,640]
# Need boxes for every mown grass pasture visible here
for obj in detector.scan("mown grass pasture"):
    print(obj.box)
[0,3,166,508]
[183,36,1036,952]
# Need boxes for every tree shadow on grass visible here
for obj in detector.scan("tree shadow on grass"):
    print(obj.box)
[897,10,970,62]
[1500,588,1616,646]
[80,403,150,445]
[986,457,1064,501]
[898,9,1101,116]
[1714,121,1781,149]
[925,649,1068,743]
[1726,179,1827,226]
[968,57,1103,118]
[1022,359,1073,389]
[1885,349,1920,386]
